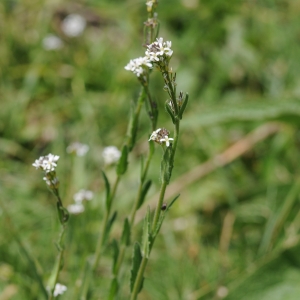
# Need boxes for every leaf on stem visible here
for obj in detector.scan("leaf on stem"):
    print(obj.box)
[153,194,180,237]
[160,146,172,184]
[101,170,111,210]
[121,218,131,246]
[138,180,152,210]
[127,102,138,151]
[108,278,118,300]
[130,243,143,293]
[165,100,176,124]
[178,93,189,119]
[111,239,119,274]
[116,145,128,175]
[142,206,151,258]
[104,211,118,244]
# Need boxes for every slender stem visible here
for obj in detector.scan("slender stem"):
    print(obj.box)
[48,223,67,300]
[151,181,168,233]
[130,256,148,300]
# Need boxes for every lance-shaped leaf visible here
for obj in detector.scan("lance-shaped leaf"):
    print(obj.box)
[103,211,118,244]
[101,170,111,210]
[130,243,143,293]
[126,102,138,151]
[111,239,119,274]
[160,146,172,184]
[178,93,189,119]
[153,194,180,238]
[137,180,152,210]
[108,278,118,300]
[121,218,131,246]
[165,100,176,124]
[142,206,151,258]
[116,145,128,175]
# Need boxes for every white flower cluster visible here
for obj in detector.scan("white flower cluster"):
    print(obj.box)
[102,146,121,165]
[33,154,60,173]
[53,283,67,297]
[149,128,174,147]
[67,189,94,215]
[125,37,173,77]
[124,57,152,77]
[66,142,89,157]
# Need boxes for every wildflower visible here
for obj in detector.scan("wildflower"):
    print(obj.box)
[66,142,89,157]
[149,128,173,146]
[53,283,67,297]
[148,128,161,141]
[160,135,174,147]
[102,146,121,165]
[125,57,152,77]
[146,37,173,62]
[73,189,94,203]
[33,154,59,173]
[61,14,86,37]
[67,203,85,214]
[42,34,63,51]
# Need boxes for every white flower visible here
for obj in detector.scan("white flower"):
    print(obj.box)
[160,136,174,147]
[102,146,121,165]
[42,34,63,51]
[145,37,173,63]
[53,283,67,297]
[66,142,89,157]
[33,154,59,173]
[42,154,60,172]
[148,128,161,141]
[124,56,152,77]
[61,14,86,37]
[67,203,85,214]
[73,189,94,203]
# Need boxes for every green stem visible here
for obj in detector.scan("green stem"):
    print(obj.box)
[151,181,168,233]
[48,224,67,300]
[130,256,148,300]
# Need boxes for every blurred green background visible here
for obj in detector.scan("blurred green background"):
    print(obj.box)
[2,0,300,299]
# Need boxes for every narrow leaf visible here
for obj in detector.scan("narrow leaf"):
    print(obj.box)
[142,207,151,258]
[137,180,152,210]
[130,243,142,292]
[165,101,176,124]
[160,147,172,184]
[116,145,128,175]
[111,239,119,274]
[154,194,180,237]
[101,170,111,210]
[178,93,189,119]
[108,278,118,300]
[121,218,131,246]
[104,211,118,244]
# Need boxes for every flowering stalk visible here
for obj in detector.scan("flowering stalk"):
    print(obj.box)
[129,35,189,299]
[32,154,69,299]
